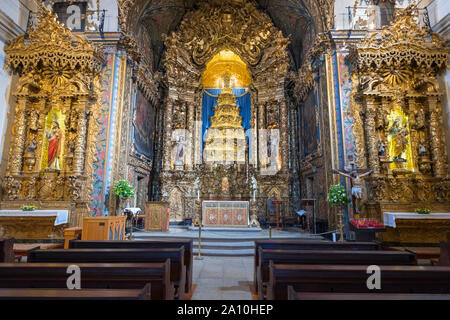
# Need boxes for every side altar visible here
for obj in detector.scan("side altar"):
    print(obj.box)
[202,200,249,227]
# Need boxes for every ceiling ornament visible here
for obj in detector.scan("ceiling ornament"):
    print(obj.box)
[164,0,289,68]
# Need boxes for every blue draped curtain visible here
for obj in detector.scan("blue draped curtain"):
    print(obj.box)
[201,88,252,158]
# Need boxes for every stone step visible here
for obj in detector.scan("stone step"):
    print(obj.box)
[193,240,254,250]
[193,248,254,257]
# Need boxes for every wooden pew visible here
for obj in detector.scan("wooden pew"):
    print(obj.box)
[438,242,450,266]
[254,240,381,291]
[0,284,152,300]
[257,248,417,299]
[69,239,193,294]
[27,248,186,299]
[268,263,450,300]
[287,286,450,300]
[0,262,172,299]
[0,238,14,263]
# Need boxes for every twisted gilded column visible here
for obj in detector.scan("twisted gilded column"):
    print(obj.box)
[428,97,446,177]
[280,100,289,172]
[187,101,195,170]
[73,98,88,175]
[9,97,27,175]
[365,96,380,174]
[163,99,174,170]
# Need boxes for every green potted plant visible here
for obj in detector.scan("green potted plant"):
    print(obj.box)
[21,205,37,211]
[414,208,431,214]
[326,184,350,242]
[112,179,135,216]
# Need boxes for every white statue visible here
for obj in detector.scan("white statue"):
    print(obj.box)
[268,129,280,166]
[173,133,186,166]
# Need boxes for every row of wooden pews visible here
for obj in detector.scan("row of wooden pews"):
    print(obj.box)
[254,240,450,300]
[0,238,194,300]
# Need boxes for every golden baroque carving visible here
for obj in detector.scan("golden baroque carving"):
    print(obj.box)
[163,0,289,68]
[1,6,104,227]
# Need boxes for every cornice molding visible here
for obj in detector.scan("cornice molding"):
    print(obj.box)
[0,10,25,42]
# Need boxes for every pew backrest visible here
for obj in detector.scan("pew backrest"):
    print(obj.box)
[68,239,193,293]
[439,242,450,266]
[0,262,172,299]
[0,238,14,263]
[269,263,450,300]
[0,284,152,300]
[254,240,381,290]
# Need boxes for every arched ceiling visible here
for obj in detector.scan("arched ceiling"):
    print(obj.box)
[133,0,319,71]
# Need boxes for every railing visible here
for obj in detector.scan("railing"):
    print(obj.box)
[25,8,115,36]
[335,6,432,31]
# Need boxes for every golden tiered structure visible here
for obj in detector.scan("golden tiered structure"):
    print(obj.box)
[204,74,247,164]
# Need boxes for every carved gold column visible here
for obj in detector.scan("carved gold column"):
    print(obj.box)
[187,101,194,170]
[163,99,174,170]
[280,100,289,172]
[9,97,27,175]
[365,96,380,174]
[428,96,446,177]
[73,98,87,175]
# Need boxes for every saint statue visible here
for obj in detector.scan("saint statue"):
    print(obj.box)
[221,177,229,194]
[378,138,386,158]
[173,132,186,166]
[388,116,409,162]
[46,119,64,171]
[267,129,280,167]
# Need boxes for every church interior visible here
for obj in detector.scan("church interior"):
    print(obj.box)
[0,0,449,302]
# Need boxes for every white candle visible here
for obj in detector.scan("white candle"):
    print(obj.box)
[253,190,256,201]
[197,190,200,200]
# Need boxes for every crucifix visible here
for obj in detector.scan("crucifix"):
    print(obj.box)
[332,157,373,218]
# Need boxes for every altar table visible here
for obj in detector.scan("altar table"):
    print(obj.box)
[382,212,450,244]
[0,210,69,239]
[202,201,249,227]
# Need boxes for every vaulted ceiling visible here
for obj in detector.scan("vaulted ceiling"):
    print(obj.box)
[136,0,316,71]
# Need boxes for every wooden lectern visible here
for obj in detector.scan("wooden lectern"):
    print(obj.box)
[145,202,170,232]
[81,216,126,241]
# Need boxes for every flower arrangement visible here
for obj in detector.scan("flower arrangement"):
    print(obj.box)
[350,219,384,229]
[21,205,37,211]
[112,179,135,199]
[415,208,431,214]
[326,184,350,206]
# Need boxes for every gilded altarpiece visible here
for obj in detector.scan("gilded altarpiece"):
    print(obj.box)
[156,1,292,220]
[0,7,104,228]
[347,6,450,221]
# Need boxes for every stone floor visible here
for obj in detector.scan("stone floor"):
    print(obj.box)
[191,256,254,300]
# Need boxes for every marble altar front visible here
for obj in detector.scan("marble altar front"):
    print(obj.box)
[202,200,249,227]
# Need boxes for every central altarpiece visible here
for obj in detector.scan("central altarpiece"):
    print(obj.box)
[157,0,291,222]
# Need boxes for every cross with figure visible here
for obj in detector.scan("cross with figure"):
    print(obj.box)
[332,157,373,216]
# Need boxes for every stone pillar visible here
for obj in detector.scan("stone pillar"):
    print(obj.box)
[365,96,380,174]
[9,97,27,175]
[163,99,174,170]
[428,96,446,177]
[73,98,88,175]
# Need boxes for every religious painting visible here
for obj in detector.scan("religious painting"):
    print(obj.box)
[40,109,65,172]
[387,107,414,171]
[298,91,318,158]
[133,89,155,160]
